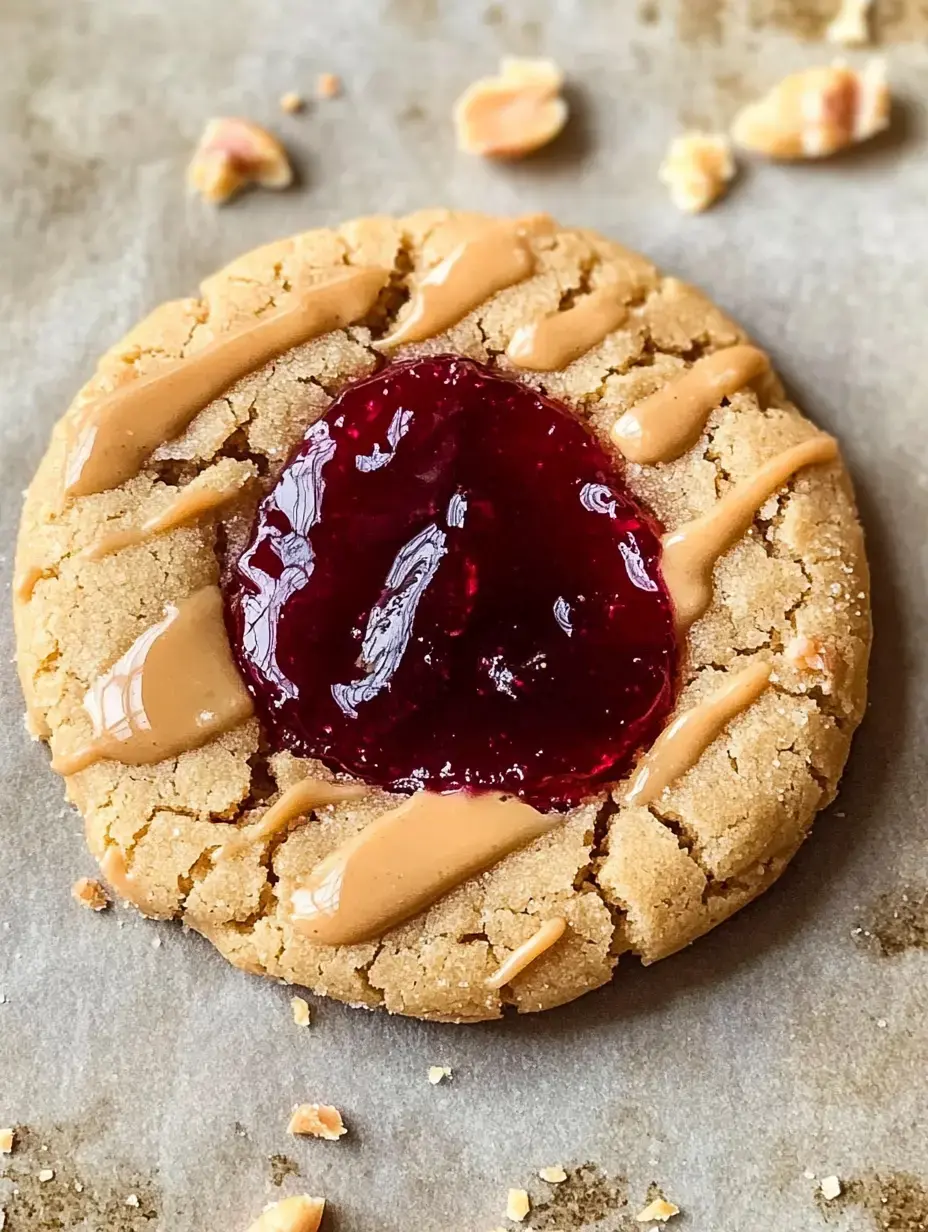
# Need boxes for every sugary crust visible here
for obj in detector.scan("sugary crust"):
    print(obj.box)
[14,210,871,1020]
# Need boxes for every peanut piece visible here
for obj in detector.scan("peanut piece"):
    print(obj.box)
[187,117,293,205]
[287,1104,347,1140]
[826,0,873,45]
[246,1195,326,1232]
[316,73,341,100]
[635,1196,680,1222]
[72,877,110,911]
[658,132,735,213]
[731,60,889,160]
[454,57,567,158]
[279,92,305,115]
[505,1189,531,1222]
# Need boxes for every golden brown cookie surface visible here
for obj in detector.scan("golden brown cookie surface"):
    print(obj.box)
[14,211,870,1021]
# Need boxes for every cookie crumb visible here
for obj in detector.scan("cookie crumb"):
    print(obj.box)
[539,1166,568,1183]
[635,1197,680,1222]
[428,1065,452,1084]
[246,1195,326,1232]
[731,60,889,159]
[37,1168,54,1182]
[316,73,341,100]
[454,57,567,158]
[287,1104,347,1140]
[506,1189,531,1222]
[187,117,293,205]
[291,996,311,1027]
[826,0,873,45]
[0,1128,13,1154]
[280,91,305,115]
[820,1176,842,1201]
[72,877,109,911]
[658,131,735,213]
[125,1194,140,1208]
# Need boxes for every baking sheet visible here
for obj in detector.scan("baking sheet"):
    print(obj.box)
[1,1,927,1229]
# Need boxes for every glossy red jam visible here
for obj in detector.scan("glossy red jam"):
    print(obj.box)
[226,356,678,810]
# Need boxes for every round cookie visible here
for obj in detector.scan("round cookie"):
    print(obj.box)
[14,210,871,1021]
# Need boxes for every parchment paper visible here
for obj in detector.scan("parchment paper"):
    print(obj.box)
[1,2,926,1229]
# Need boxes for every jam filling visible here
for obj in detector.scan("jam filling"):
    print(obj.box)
[226,356,678,810]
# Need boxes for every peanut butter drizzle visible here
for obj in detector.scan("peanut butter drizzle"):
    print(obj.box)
[506,285,629,371]
[50,585,254,776]
[289,790,558,946]
[625,661,772,807]
[64,266,389,498]
[83,470,254,561]
[612,344,770,465]
[662,434,839,632]
[379,216,552,348]
[220,778,367,857]
[13,562,47,603]
[485,916,567,990]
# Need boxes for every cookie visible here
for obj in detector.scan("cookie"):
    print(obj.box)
[14,211,871,1021]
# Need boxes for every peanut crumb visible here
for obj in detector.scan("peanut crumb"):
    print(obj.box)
[428,1066,452,1084]
[287,1104,347,1140]
[826,0,873,45]
[635,1197,680,1222]
[658,131,735,213]
[279,91,305,115]
[316,73,341,100]
[246,1194,326,1232]
[454,57,567,158]
[291,996,311,1027]
[820,1176,842,1201]
[0,1128,13,1154]
[187,117,293,205]
[539,1166,568,1183]
[125,1194,140,1208]
[37,1168,54,1183]
[784,634,834,690]
[506,1189,531,1222]
[731,59,889,159]
[72,877,109,911]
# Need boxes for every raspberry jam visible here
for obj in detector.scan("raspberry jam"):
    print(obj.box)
[226,356,678,810]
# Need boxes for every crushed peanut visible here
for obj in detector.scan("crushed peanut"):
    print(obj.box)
[37,1168,54,1183]
[784,634,834,689]
[291,996,311,1027]
[279,91,305,115]
[731,59,889,159]
[826,0,873,45]
[72,877,109,912]
[635,1197,680,1222]
[427,1066,452,1085]
[187,117,293,205]
[538,1165,567,1183]
[287,1104,347,1140]
[316,73,341,100]
[454,57,568,158]
[0,1128,13,1154]
[125,1194,140,1208]
[246,1194,326,1232]
[506,1189,531,1222]
[820,1176,842,1201]
[658,131,735,213]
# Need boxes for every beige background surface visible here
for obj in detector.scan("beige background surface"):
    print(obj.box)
[0,2,926,1229]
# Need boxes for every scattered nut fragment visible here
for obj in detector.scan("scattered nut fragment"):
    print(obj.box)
[291,996,311,1027]
[820,1176,843,1201]
[826,0,873,45]
[0,1127,13,1154]
[125,1194,140,1208]
[506,1189,531,1222]
[245,1195,326,1232]
[72,877,109,912]
[731,59,889,159]
[280,92,305,115]
[427,1066,452,1085]
[287,1104,347,1140]
[187,117,293,205]
[37,1168,54,1183]
[316,73,341,100]
[635,1197,680,1222]
[784,634,834,689]
[538,1166,568,1183]
[454,57,568,158]
[658,131,735,213]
